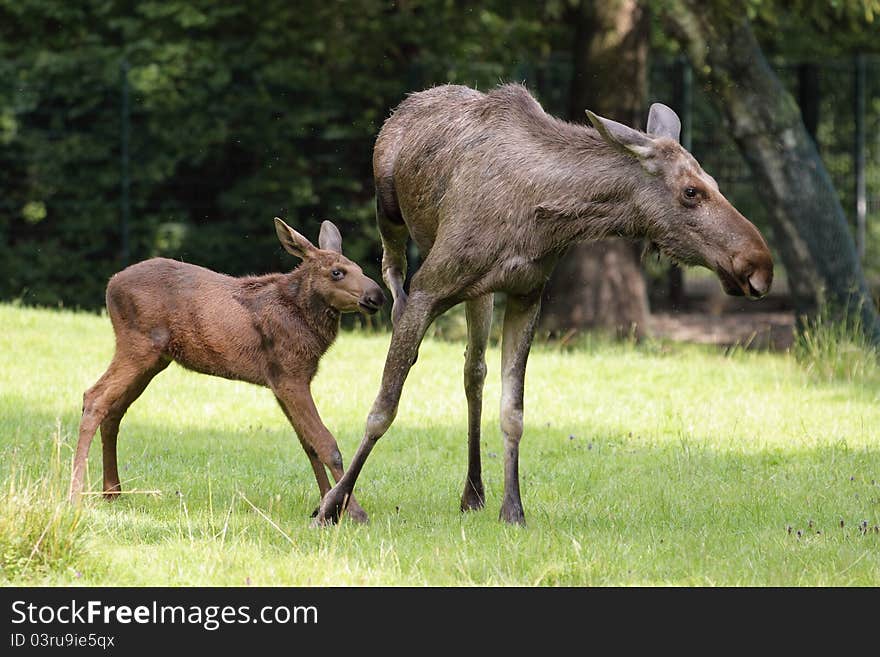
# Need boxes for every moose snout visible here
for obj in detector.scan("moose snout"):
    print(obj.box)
[732,251,774,300]
[746,265,772,299]
[358,284,386,314]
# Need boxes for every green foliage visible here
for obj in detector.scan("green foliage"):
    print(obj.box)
[0,425,89,582]
[0,0,561,309]
[1,1,878,310]
[750,0,880,56]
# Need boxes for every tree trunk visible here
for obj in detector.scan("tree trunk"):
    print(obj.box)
[662,0,880,344]
[541,0,651,339]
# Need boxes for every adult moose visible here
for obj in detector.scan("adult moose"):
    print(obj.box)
[315,83,773,525]
[70,218,384,522]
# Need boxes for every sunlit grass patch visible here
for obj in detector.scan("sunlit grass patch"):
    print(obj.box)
[1,303,878,586]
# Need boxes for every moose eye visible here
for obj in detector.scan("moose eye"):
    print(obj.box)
[331,269,345,281]
[681,186,702,207]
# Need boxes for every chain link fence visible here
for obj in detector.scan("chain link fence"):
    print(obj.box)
[1,53,877,309]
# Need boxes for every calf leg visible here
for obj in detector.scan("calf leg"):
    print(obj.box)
[461,293,493,512]
[70,345,166,502]
[498,290,543,525]
[99,361,169,499]
[274,384,368,523]
[313,289,444,524]
[98,414,123,497]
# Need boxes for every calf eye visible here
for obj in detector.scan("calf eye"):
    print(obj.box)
[331,269,345,281]
[684,187,698,199]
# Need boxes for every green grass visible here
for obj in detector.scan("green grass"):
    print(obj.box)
[1,303,879,586]
[794,302,879,383]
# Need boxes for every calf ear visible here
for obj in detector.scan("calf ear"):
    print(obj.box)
[318,220,343,254]
[586,109,653,159]
[646,103,681,142]
[274,217,316,259]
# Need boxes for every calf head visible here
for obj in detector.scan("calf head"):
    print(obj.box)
[586,104,773,299]
[275,217,385,314]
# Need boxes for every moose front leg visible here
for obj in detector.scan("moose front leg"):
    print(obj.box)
[461,294,493,512]
[498,289,542,525]
[313,290,442,525]
[273,382,368,523]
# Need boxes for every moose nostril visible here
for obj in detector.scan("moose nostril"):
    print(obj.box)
[747,271,770,298]
[747,279,761,298]
[364,288,385,308]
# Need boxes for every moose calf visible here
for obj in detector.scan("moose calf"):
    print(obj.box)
[69,218,384,522]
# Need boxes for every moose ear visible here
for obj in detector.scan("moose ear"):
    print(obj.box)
[646,103,681,142]
[318,220,343,254]
[274,217,316,260]
[585,109,653,159]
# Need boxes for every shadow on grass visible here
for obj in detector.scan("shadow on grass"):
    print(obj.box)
[3,391,879,553]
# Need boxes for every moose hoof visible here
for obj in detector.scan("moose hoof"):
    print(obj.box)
[314,499,369,524]
[460,482,485,512]
[310,510,338,527]
[499,499,526,525]
[310,490,349,527]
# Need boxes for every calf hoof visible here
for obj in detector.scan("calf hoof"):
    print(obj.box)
[103,483,122,502]
[460,481,485,512]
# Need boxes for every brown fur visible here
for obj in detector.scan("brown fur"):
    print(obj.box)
[375,84,772,305]
[314,83,774,525]
[69,218,384,523]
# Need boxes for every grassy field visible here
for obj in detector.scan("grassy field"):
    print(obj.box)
[1,303,879,586]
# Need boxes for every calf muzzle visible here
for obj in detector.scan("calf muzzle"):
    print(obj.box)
[358,285,386,314]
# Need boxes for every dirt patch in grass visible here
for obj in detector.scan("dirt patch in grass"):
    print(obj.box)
[649,312,795,350]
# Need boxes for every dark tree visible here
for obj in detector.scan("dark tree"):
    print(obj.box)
[541,0,652,338]
[661,0,880,344]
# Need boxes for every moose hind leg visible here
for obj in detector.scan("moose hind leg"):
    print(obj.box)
[99,414,123,498]
[498,290,542,525]
[99,360,168,499]
[70,355,152,501]
[461,294,493,512]
[376,195,410,326]
[70,324,169,503]
[71,383,110,502]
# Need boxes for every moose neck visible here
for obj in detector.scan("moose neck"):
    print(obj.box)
[532,123,650,253]
[283,269,341,351]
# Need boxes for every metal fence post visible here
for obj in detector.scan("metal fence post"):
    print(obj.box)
[120,57,131,267]
[674,55,693,151]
